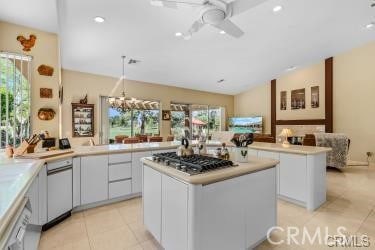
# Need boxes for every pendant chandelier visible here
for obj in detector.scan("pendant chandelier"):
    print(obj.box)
[109,55,130,112]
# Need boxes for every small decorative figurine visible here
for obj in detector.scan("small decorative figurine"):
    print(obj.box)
[80,94,88,104]
[16,34,37,52]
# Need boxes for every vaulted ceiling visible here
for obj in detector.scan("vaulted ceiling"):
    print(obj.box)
[1,0,375,94]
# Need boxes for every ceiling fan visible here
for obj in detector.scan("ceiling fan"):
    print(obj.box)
[150,0,268,39]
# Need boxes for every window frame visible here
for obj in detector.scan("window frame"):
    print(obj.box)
[0,51,32,149]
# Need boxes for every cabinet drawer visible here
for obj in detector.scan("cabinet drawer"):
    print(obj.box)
[109,180,132,199]
[109,153,132,164]
[109,162,132,181]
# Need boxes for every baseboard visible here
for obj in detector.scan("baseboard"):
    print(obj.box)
[73,193,141,212]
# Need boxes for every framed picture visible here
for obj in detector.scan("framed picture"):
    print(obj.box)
[291,88,305,110]
[72,103,94,137]
[311,86,319,108]
[40,88,53,98]
[280,91,287,110]
[162,110,171,121]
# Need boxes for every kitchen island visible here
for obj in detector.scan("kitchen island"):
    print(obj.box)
[248,142,331,211]
[141,155,279,250]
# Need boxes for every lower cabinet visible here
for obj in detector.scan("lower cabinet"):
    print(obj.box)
[258,150,280,194]
[143,166,162,242]
[279,153,307,202]
[25,175,39,225]
[143,165,189,250]
[161,175,188,250]
[81,155,109,205]
[132,151,151,193]
[109,180,132,199]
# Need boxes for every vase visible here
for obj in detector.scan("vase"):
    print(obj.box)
[235,147,248,163]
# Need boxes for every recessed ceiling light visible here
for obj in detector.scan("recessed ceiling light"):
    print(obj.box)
[175,32,182,37]
[94,16,105,23]
[273,5,283,12]
[219,30,226,34]
[286,66,297,72]
[365,23,374,29]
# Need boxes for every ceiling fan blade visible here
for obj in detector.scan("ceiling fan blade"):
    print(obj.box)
[213,19,244,38]
[150,0,206,8]
[229,0,268,16]
[184,20,205,39]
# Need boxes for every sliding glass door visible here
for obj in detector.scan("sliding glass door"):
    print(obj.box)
[171,103,225,140]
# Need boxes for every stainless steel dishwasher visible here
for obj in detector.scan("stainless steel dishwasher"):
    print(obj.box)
[46,158,73,227]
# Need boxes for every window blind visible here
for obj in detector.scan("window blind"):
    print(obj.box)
[0,52,32,148]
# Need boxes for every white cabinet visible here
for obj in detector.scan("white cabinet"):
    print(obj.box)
[109,162,132,181]
[258,150,280,193]
[47,167,73,222]
[109,180,132,199]
[73,157,81,207]
[132,151,151,193]
[143,165,162,242]
[279,153,307,202]
[38,166,47,225]
[26,175,39,225]
[81,155,109,205]
[162,175,188,250]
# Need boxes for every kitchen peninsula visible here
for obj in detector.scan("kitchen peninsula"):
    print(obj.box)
[0,141,329,249]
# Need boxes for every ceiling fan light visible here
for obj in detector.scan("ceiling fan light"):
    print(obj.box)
[365,23,374,29]
[273,5,283,12]
[94,16,105,23]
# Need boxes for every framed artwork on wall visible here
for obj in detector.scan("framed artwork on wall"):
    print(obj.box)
[291,88,305,110]
[311,86,319,108]
[162,110,171,120]
[280,91,287,110]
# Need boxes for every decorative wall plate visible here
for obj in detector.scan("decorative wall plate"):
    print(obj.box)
[37,64,54,76]
[38,108,56,121]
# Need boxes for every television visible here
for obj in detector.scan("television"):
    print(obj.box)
[228,116,263,134]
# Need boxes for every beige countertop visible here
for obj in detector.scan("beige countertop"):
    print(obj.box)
[141,156,279,185]
[249,142,332,155]
[0,140,330,241]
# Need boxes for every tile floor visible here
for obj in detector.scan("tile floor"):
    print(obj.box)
[38,165,375,250]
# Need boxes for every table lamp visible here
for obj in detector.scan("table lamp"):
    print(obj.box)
[279,128,293,144]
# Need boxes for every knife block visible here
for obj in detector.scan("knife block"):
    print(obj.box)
[14,140,37,156]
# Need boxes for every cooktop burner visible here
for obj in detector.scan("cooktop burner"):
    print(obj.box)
[151,152,235,175]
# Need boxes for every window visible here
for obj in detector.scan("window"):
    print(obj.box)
[0,52,32,149]
[103,98,160,143]
[171,103,224,140]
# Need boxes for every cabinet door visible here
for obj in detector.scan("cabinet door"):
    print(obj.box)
[38,166,48,225]
[143,165,162,242]
[132,151,151,193]
[162,175,188,250]
[81,155,109,205]
[279,153,307,202]
[47,168,73,222]
[26,175,39,225]
[258,150,280,194]
[73,157,81,207]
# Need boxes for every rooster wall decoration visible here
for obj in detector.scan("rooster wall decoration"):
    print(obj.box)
[16,34,37,52]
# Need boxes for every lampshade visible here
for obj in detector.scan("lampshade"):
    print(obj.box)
[279,128,293,137]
